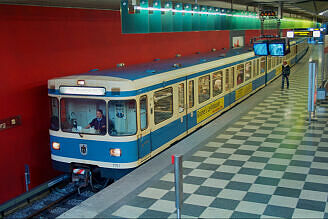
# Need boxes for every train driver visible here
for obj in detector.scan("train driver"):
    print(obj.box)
[85,109,106,135]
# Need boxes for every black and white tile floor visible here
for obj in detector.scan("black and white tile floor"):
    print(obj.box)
[108,56,328,218]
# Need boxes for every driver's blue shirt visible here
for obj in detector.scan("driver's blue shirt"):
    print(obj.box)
[89,117,106,134]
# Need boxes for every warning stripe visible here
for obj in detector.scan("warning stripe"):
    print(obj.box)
[73,169,85,175]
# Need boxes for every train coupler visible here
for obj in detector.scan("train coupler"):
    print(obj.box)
[71,168,94,194]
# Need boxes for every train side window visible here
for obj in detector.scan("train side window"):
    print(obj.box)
[154,87,173,125]
[178,83,185,113]
[245,61,252,81]
[225,68,234,90]
[257,59,260,76]
[49,97,59,131]
[140,95,148,131]
[212,71,223,96]
[260,57,266,74]
[198,75,210,103]
[188,80,194,108]
[236,64,244,85]
[252,60,256,78]
[267,56,271,71]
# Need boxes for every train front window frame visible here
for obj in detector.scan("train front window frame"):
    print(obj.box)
[108,99,137,136]
[49,97,59,131]
[60,98,107,135]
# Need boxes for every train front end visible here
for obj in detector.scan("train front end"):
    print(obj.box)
[48,76,139,179]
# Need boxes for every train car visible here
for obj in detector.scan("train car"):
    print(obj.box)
[48,39,308,180]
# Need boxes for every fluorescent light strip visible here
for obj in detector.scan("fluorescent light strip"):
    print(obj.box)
[134,6,258,18]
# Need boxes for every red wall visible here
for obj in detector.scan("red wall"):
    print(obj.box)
[0,4,264,204]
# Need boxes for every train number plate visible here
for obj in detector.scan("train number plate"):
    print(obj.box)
[79,144,88,156]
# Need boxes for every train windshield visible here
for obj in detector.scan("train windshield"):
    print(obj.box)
[60,98,107,135]
[108,100,137,136]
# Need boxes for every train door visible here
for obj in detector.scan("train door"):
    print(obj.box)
[186,79,196,132]
[137,95,151,159]
[149,86,176,152]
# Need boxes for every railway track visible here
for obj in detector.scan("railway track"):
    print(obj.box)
[5,179,110,218]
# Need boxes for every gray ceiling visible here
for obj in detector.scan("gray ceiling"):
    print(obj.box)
[1,0,328,20]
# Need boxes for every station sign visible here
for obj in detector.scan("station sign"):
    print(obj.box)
[287,29,321,38]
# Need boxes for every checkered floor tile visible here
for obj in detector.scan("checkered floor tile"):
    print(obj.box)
[109,56,328,218]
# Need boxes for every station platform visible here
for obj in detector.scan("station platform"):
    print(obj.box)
[60,50,328,218]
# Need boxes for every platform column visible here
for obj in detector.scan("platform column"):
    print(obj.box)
[173,154,183,219]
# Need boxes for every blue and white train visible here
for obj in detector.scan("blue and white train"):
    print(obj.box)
[48,39,308,179]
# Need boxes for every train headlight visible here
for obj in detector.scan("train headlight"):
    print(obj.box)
[52,142,60,150]
[110,148,121,157]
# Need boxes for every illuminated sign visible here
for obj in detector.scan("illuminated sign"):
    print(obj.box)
[286,31,294,38]
[313,30,321,38]
[59,87,106,95]
[294,31,313,37]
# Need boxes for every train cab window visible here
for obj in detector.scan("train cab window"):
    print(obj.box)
[236,64,244,85]
[198,75,210,103]
[109,100,137,136]
[60,98,106,135]
[178,83,185,113]
[154,87,173,124]
[256,59,260,76]
[245,61,252,81]
[188,81,195,108]
[140,96,148,131]
[212,71,223,96]
[279,57,283,65]
[49,97,59,131]
[260,57,266,74]
[225,68,234,91]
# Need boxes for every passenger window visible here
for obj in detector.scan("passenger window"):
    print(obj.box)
[188,80,194,108]
[140,96,148,131]
[108,100,137,136]
[154,87,173,125]
[212,71,223,96]
[198,75,210,103]
[260,57,266,74]
[225,68,234,91]
[245,61,252,81]
[178,83,185,113]
[256,59,260,76]
[267,56,271,70]
[236,64,244,85]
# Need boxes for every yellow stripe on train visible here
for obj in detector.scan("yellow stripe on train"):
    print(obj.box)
[197,97,225,123]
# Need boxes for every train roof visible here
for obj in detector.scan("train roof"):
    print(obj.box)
[48,39,306,96]
[79,46,253,81]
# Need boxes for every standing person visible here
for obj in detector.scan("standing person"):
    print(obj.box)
[281,61,290,89]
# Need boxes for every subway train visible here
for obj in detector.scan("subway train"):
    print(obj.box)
[48,39,308,180]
